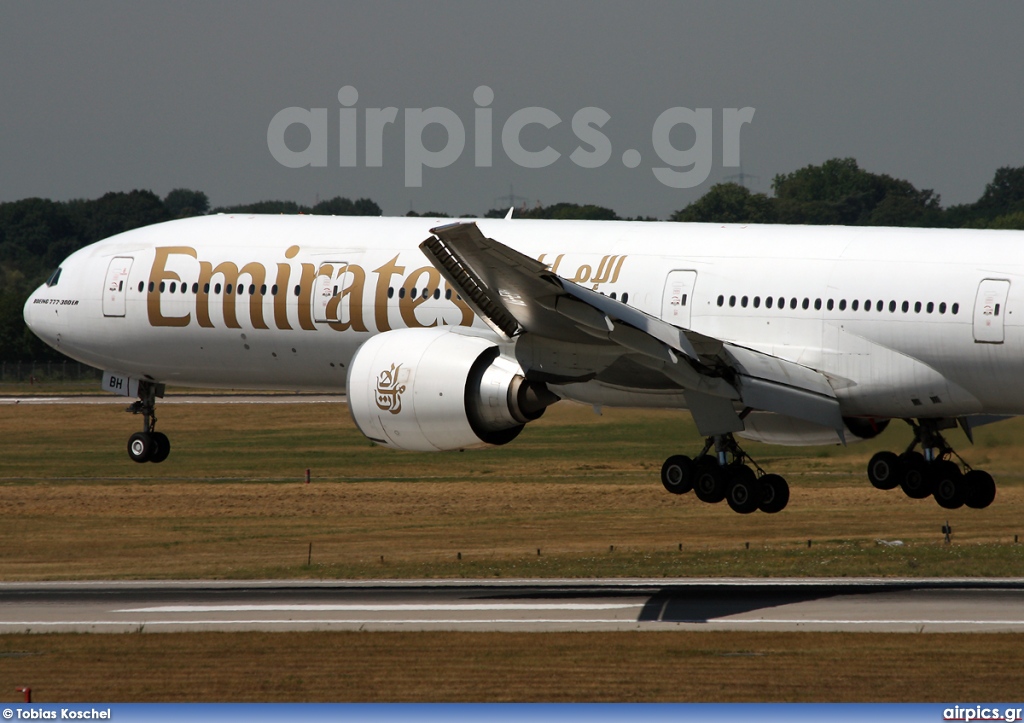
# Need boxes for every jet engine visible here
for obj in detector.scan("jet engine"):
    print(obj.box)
[347,328,558,451]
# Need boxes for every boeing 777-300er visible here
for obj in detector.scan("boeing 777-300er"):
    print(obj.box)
[22,214,1019,514]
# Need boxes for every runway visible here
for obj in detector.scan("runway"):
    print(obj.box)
[0,394,344,405]
[1,578,1023,633]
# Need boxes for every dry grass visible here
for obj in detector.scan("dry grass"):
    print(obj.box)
[1,399,1023,579]
[2,630,1024,702]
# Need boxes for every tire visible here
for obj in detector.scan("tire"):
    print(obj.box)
[867,451,901,490]
[725,465,760,514]
[932,460,965,509]
[693,457,726,504]
[127,432,154,463]
[964,470,996,509]
[149,432,171,464]
[660,455,694,494]
[758,474,790,514]
[899,451,934,499]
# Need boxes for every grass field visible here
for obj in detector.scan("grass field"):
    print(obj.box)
[2,394,1024,703]
[1,397,1023,580]
[3,630,1024,702]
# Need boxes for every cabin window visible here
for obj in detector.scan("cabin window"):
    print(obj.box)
[752,296,760,308]
[717,295,724,307]
[387,287,394,299]
[191,283,198,294]
[621,293,629,303]
[250,285,257,295]
[216,284,223,294]
[814,298,822,311]
[204,283,210,294]
[801,298,809,310]
[445,289,452,300]
[826,299,834,311]
[901,301,909,313]
[433,289,440,300]
[271,285,278,295]
[293,285,300,297]
[399,287,406,299]
[838,299,846,311]
[741,296,748,308]
[926,302,934,313]
[939,302,947,314]
[766,296,773,309]
[729,295,736,308]
[952,303,960,315]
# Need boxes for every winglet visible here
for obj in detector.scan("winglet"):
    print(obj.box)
[504,207,514,220]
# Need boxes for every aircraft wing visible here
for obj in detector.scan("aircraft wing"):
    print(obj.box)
[421,221,844,438]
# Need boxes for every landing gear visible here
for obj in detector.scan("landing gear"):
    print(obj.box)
[865,419,996,509]
[125,381,169,464]
[660,434,790,514]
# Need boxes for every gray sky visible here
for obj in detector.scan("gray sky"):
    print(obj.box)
[2,1,1022,219]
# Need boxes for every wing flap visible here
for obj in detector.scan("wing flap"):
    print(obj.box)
[421,221,844,436]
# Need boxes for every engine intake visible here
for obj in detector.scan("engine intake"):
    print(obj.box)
[347,328,557,451]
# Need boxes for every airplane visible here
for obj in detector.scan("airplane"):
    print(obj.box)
[22,213,1020,514]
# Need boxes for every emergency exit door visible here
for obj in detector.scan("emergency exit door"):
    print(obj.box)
[973,278,1010,343]
[102,257,133,317]
[662,270,698,328]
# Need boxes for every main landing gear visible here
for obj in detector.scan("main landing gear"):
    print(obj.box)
[125,381,170,464]
[661,434,790,514]
[866,419,995,510]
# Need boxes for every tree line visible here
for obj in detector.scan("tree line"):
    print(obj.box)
[2,158,1023,362]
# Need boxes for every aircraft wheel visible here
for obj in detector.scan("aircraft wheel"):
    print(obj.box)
[899,451,933,499]
[758,474,790,514]
[933,460,965,509]
[725,465,761,514]
[149,432,171,464]
[693,457,726,504]
[660,455,694,494]
[867,451,901,490]
[964,470,996,509]
[128,432,154,463]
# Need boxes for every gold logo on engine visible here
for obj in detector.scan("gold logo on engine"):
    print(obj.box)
[375,363,406,415]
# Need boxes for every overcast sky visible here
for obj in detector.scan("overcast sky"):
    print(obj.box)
[2,1,1022,219]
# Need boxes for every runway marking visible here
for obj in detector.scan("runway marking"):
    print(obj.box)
[115,603,643,613]
[2,618,1024,628]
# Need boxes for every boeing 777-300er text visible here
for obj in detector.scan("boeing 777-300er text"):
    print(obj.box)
[23,214,1020,513]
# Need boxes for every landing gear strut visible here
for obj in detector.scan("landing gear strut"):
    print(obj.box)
[661,434,790,514]
[125,381,169,464]
[866,419,995,509]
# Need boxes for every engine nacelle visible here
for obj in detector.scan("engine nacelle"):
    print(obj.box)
[347,328,557,451]
[737,412,890,446]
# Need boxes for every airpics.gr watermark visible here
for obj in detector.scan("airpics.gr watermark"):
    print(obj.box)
[267,86,754,189]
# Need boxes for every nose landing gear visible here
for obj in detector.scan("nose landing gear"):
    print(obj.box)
[125,381,170,463]
[660,434,790,514]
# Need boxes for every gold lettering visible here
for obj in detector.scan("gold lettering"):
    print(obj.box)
[611,255,626,283]
[373,255,405,333]
[148,246,195,327]
[203,261,269,329]
[196,261,214,328]
[572,264,592,283]
[274,262,292,330]
[400,266,441,329]
[294,261,317,331]
[446,282,474,327]
[591,255,615,284]
[326,264,368,333]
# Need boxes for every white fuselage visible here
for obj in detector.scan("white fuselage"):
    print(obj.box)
[23,214,1024,422]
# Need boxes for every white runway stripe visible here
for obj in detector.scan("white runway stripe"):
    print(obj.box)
[115,603,643,613]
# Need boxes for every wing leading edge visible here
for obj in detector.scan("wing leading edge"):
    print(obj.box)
[420,222,844,439]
